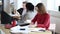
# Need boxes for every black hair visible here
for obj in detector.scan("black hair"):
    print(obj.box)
[26,3,34,11]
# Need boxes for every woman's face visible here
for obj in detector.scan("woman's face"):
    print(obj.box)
[35,7,38,11]
[35,7,41,13]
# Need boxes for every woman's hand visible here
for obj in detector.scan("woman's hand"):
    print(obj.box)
[29,22,36,28]
[30,22,34,25]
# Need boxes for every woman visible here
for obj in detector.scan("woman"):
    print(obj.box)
[25,3,37,20]
[31,3,50,30]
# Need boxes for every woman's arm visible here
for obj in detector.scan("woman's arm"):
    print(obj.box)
[31,14,38,24]
[44,14,50,27]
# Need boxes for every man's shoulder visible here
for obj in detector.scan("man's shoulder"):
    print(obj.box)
[17,8,23,11]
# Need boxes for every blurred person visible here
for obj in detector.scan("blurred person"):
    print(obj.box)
[25,2,37,21]
[11,9,21,26]
[17,1,27,15]
[31,3,50,30]
[17,1,28,23]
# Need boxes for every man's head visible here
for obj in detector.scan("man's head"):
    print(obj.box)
[22,1,27,9]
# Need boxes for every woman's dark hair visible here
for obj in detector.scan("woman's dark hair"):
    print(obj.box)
[26,3,34,11]
[36,3,44,10]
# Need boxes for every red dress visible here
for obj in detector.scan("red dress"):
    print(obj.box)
[31,13,50,30]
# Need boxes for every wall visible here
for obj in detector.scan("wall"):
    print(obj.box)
[27,0,41,6]
[4,0,18,14]
[55,0,60,11]
[17,0,41,9]
[48,10,60,34]
[0,0,1,20]
[17,0,25,9]
[47,0,60,11]
[4,0,10,14]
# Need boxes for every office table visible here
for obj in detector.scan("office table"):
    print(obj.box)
[0,25,52,34]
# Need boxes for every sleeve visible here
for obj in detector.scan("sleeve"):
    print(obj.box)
[37,14,50,28]
[31,14,38,24]
[44,14,50,27]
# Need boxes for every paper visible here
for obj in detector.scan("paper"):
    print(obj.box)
[10,25,46,33]
[28,28,46,32]
[10,25,21,31]
[10,25,29,33]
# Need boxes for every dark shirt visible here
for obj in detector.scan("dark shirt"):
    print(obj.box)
[17,8,23,15]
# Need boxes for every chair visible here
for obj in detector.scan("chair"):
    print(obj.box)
[49,24,56,34]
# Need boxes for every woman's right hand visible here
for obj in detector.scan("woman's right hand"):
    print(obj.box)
[29,22,34,25]
[29,22,36,28]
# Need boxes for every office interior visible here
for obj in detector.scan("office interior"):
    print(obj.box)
[0,0,60,34]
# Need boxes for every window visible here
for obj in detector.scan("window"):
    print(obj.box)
[17,0,41,9]
[47,0,60,11]
[0,0,2,13]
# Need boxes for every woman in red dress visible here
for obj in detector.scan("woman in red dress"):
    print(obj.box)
[31,3,50,30]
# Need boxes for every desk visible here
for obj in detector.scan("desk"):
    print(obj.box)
[29,31,52,34]
[0,25,52,34]
[0,25,10,34]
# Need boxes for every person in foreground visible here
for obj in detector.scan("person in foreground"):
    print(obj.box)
[31,3,50,30]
